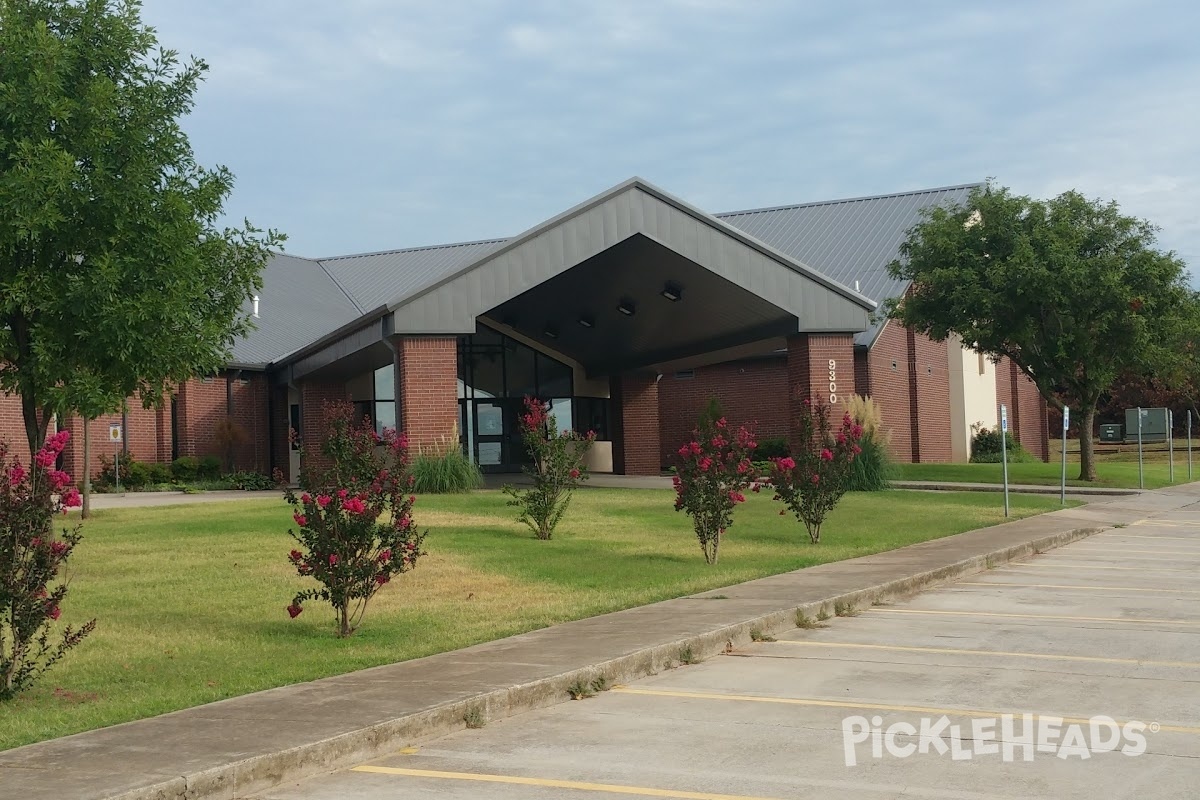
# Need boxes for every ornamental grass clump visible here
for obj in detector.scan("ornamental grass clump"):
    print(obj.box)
[1,431,92,700]
[672,416,757,564]
[503,396,596,540]
[769,398,861,543]
[281,401,426,637]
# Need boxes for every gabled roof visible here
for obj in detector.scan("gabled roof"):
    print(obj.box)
[386,177,875,336]
[716,183,981,346]
[230,180,980,366]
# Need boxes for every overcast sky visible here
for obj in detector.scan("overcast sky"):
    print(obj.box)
[141,0,1198,277]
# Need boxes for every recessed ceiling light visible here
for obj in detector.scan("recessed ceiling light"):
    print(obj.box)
[661,282,683,302]
[578,316,594,328]
[543,326,558,339]
[616,299,636,317]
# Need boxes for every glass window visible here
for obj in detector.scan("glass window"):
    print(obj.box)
[289,404,301,451]
[549,398,573,435]
[537,352,572,397]
[374,401,396,436]
[374,363,395,401]
[575,397,610,440]
[507,341,537,399]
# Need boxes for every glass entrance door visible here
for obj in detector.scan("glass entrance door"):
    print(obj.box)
[473,400,506,470]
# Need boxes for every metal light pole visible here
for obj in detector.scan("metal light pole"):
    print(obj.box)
[1137,407,1144,490]
[1060,406,1069,505]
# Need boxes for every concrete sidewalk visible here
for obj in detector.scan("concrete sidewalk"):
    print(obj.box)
[891,479,1142,496]
[6,486,1197,800]
[76,489,284,511]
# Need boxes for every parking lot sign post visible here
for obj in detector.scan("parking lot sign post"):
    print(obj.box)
[1189,410,1193,481]
[1000,404,1009,518]
[1169,409,1174,484]
[109,422,123,493]
[1061,406,1069,505]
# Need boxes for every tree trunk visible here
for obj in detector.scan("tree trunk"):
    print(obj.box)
[1078,406,1098,481]
[19,391,49,457]
[82,418,92,519]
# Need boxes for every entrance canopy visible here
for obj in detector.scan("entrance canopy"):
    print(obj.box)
[388,179,873,375]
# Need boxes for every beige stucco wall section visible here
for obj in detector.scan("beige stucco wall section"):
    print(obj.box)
[947,334,998,462]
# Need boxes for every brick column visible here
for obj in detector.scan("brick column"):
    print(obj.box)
[298,379,350,473]
[610,372,661,475]
[786,333,855,450]
[395,336,458,452]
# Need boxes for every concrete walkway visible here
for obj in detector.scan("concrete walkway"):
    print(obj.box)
[891,479,1142,496]
[75,489,285,511]
[6,486,1197,800]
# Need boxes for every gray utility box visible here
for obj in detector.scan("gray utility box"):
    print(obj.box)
[1124,408,1169,442]
[1099,424,1123,443]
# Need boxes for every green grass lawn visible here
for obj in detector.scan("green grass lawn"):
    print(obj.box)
[894,460,1189,489]
[3,488,1068,750]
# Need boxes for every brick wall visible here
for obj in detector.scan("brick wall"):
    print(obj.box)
[298,379,351,473]
[270,384,291,482]
[911,332,953,462]
[61,403,162,482]
[996,357,1049,461]
[395,336,458,451]
[787,333,855,450]
[0,391,31,463]
[866,323,914,462]
[612,372,660,475]
[656,358,789,464]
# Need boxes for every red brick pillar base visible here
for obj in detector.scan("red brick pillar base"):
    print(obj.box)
[611,372,660,475]
[786,333,855,450]
[395,336,459,453]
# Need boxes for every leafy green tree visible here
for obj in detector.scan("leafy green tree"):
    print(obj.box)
[0,0,282,457]
[887,183,1191,481]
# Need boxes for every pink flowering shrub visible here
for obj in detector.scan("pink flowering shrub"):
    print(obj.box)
[503,396,596,540]
[672,416,756,564]
[281,401,426,637]
[769,398,862,543]
[1,431,92,699]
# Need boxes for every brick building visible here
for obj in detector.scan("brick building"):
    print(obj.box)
[0,178,1048,480]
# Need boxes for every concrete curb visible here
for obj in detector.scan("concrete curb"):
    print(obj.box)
[114,523,1105,800]
[891,481,1141,497]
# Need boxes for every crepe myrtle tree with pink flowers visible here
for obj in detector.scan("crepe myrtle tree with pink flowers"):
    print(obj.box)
[280,401,426,638]
[769,398,862,544]
[1,431,92,699]
[672,416,757,564]
[503,396,596,540]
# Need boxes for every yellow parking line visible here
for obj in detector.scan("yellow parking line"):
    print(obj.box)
[773,640,1200,668]
[1100,534,1199,541]
[956,580,1200,595]
[868,608,1199,625]
[611,687,1200,734]
[1064,547,1200,557]
[350,766,787,800]
[1038,553,1199,563]
[1014,562,1195,573]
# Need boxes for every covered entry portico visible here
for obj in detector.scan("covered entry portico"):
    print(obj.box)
[279,178,874,477]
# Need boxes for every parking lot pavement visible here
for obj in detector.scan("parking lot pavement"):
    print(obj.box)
[257,514,1200,800]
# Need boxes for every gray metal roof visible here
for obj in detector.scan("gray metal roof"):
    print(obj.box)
[235,181,980,366]
[716,183,981,346]
[320,239,507,314]
[228,253,362,365]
